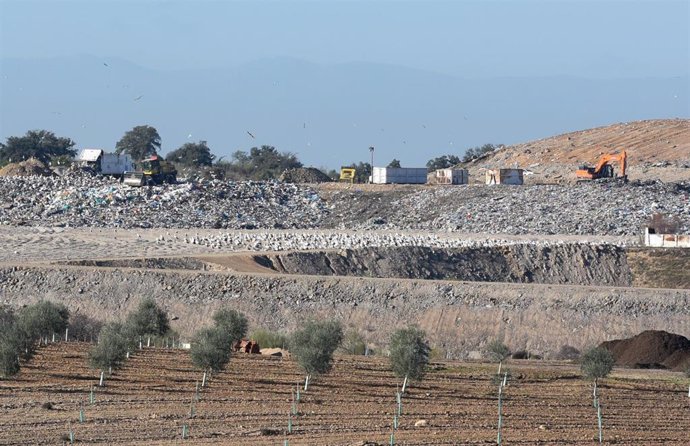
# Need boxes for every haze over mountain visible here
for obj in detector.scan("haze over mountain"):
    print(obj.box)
[1,55,687,169]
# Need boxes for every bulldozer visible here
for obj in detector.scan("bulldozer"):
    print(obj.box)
[575,150,627,182]
[123,155,177,187]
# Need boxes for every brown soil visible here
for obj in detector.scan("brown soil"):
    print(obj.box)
[600,330,690,371]
[462,119,690,184]
[0,158,54,177]
[1,343,688,445]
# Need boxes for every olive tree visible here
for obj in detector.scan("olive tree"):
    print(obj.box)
[581,346,615,444]
[212,308,248,345]
[389,326,430,382]
[290,320,343,378]
[126,298,170,343]
[17,301,69,355]
[190,327,232,372]
[89,322,130,373]
[0,306,20,378]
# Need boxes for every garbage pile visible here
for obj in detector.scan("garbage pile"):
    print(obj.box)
[279,167,333,183]
[322,181,690,236]
[0,175,328,229]
[0,158,55,177]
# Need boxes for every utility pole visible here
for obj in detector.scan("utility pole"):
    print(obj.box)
[369,146,375,183]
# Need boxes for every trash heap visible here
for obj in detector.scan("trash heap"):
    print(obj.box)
[279,167,333,183]
[0,158,55,177]
[0,175,328,229]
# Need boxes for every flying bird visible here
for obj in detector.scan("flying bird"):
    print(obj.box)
[103,62,109,67]
[246,131,255,139]
[134,95,144,101]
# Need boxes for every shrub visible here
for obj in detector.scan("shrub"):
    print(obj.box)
[250,328,288,349]
[486,340,511,363]
[555,344,581,360]
[580,347,615,381]
[0,330,21,378]
[389,326,430,380]
[190,326,231,372]
[511,350,529,359]
[126,298,170,339]
[290,320,343,376]
[212,308,248,344]
[68,313,103,342]
[339,329,367,355]
[89,322,130,372]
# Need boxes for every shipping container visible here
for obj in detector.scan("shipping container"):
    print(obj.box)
[372,167,427,184]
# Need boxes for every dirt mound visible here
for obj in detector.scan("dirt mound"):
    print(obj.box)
[0,158,54,177]
[280,167,332,183]
[462,119,690,184]
[600,330,690,371]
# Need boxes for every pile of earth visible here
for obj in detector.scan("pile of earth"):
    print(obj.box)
[600,330,690,371]
[279,167,332,183]
[0,158,54,177]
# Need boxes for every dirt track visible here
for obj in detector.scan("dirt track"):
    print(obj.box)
[1,343,688,445]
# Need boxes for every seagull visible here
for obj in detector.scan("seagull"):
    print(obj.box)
[246,131,255,139]
[103,62,109,67]
[187,133,192,139]
[134,95,143,101]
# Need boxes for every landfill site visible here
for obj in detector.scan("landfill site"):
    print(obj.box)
[1,119,690,445]
[1,118,689,354]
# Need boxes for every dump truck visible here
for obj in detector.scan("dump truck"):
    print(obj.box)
[576,151,627,181]
[75,149,134,176]
[123,155,177,187]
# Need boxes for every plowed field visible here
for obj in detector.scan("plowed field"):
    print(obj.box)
[1,343,688,445]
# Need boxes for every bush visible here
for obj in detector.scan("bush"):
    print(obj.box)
[250,328,288,349]
[580,347,615,381]
[68,313,103,342]
[555,345,581,360]
[486,340,511,363]
[0,329,21,378]
[190,327,231,372]
[290,320,343,376]
[389,326,430,380]
[126,298,170,339]
[212,308,248,344]
[89,322,130,372]
[339,330,367,355]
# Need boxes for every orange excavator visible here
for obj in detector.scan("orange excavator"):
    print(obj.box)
[575,150,627,181]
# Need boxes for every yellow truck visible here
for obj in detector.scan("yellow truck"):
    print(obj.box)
[123,155,177,187]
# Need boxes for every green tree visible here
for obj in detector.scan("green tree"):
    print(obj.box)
[290,320,343,376]
[0,306,20,378]
[0,130,76,166]
[462,143,497,163]
[340,329,367,355]
[165,141,215,167]
[17,301,69,344]
[580,347,615,382]
[426,154,460,171]
[89,322,130,372]
[115,125,161,161]
[190,326,232,372]
[344,161,372,183]
[389,326,430,380]
[387,159,401,168]
[126,298,170,339]
[216,145,303,180]
[212,308,248,345]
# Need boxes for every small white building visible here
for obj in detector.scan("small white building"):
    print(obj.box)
[372,167,427,184]
[485,169,524,185]
[432,168,469,185]
[644,227,690,248]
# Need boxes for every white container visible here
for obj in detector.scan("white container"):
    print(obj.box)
[76,149,134,175]
[433,168,468,185]
[372,167,427,184]
[485,169,524,185]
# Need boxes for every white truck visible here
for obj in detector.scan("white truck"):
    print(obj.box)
[76,149,134,176]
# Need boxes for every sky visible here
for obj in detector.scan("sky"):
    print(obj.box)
[0,0,688,167]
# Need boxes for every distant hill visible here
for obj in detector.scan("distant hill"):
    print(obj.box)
[462,119,690,183]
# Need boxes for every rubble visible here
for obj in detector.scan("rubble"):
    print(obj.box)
[0,158,55,177]
[279,167,332,183]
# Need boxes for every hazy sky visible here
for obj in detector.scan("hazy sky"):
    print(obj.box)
[0,1,688,168]
[2,0,688,78]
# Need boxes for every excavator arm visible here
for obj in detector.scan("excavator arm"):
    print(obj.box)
[576,150,627,180]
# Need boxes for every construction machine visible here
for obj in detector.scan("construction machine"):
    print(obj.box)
[575,151,627,181]
[123,155,177,187]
